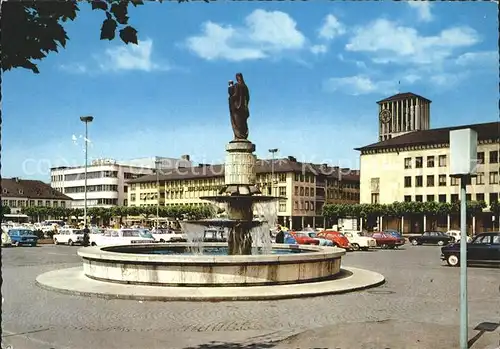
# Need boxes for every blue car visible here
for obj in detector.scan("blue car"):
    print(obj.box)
[384,230,403,239]
[8,229,38,247]
[283,232,297,244]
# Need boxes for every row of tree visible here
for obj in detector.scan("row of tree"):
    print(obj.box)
[18,205,216,224]
[322,200,499,220]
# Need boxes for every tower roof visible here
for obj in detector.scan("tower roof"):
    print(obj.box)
[377,92,432,104]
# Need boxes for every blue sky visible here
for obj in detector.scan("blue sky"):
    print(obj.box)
[3,1,498,180]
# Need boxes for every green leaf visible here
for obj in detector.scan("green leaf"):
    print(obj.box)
[91,1,108,11]
[100,18,117,40]
[119,26,138,44]
[130,0,144,6]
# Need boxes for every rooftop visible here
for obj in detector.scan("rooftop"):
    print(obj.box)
[376,92,432,104]
[355,121,500,151]
[127,157,360,184]
[1,178,72,200]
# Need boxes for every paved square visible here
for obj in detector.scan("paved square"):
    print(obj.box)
[2,244,499,348]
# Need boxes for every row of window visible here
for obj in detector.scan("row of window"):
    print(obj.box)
[52,171,119,183]
[64,185,119,194]
[72,198,118,206]
[402,192,499,204]
[3,200,67,208]
[404,172,499,188]
[404,151,499,170]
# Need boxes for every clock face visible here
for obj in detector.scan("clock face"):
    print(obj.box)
[379,109,392,123]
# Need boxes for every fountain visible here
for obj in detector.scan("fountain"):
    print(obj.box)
[36,73,384,301]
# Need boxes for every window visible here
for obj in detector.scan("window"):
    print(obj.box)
[404,157,412,169]
[466,194,472,201]
[426,175,435,187]
[415,157,423,168]
[371,193,379,204]
[130,194,136,201]
[415,195,423,202]
[438,155,447,167]
[427,156,435,168]
[415,176,423,187]
[404,176,412,187]
[305,188,310,196]
[294,186,298,196]
[476,193,484,202]
[477,152,484,164]
[279,187,287,196]
[300,187,304,196]
[294,201,299,210]
[489,151,498,164]
[426,195,435,202]
[451,194,459,203]
[310,202,315,211]
[438,175,447,186]
[404,195,412,202]
[438,194,446,203]
[278,201,286,212]
[490,193,499,204]
[450,177,459,186]
[279,173,287,182]
[489,171,498,184]
[473,235,491,244]
[305,202,310,210]
[475,172,484,185]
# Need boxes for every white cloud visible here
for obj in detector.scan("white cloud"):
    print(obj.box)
[59,63,88,74]
[323,75,398,96]
[99,39,168,72]
[455,50,498,67]
[185,9,306,61]
[429,72,469,88]
[318,14,346,40]
[407,1,433,22]
[310,44,327,55]
[345,19,479,65]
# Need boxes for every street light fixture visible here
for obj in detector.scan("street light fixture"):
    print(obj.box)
[268,148,278,196]
[155,159,161,230]
[80,116,94,229]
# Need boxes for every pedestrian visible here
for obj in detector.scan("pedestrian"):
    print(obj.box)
[83,226,90,247]
[275,227,285,244]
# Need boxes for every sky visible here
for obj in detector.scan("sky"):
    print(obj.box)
[3,1,498,180]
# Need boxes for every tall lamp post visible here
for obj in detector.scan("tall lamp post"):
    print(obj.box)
[80,116,94,228]
[268,149,278,196]
[155,159,161,229]
[450,128,477,349]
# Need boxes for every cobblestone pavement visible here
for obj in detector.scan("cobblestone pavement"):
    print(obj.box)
[1,244,499,349]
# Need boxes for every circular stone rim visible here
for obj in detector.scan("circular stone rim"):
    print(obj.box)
[35,266,385,302]
[77,243,346,265]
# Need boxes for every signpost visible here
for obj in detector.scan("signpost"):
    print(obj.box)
[449,128,478,349]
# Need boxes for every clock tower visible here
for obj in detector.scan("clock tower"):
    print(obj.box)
[377,92,432,141]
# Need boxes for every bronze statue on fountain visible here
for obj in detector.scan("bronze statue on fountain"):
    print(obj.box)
[185,73,284,255]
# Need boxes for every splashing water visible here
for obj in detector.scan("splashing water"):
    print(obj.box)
[179,222,205,254]
[251,200,278,255]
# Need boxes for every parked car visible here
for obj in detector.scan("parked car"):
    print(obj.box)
[8,229,38,247]
[303,231,334,246]
[283,232,297,244]
[91,229,156,246]
[441,232,500,267]
[343,231,377,251]
[290,231,320,245]
[409,231,454,246]
[151,228,187,242]
[53,228,84,246]
[446,230,472,243]
[384,229,403,239]
[202,229,227,242]
[1,230,12,247]
[317,230,351,250]
[370,232,405,249]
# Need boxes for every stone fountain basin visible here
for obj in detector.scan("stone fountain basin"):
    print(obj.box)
[77,243,346,287]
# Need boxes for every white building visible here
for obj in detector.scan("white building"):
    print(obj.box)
[50,155,192,208]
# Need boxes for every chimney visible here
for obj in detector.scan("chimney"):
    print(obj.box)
[181,154,190,161]
[288,156,297,162]
[13,177,20,183]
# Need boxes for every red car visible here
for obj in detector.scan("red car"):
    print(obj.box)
[290,231,320,245]
[316,230,351,250]
[370,232,405,249]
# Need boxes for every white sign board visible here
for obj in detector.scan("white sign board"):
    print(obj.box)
[449,128,478,176]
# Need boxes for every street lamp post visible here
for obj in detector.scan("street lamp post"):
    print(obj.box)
[80,116,94,228]
[155,159,161,229]
[268,148,278,196]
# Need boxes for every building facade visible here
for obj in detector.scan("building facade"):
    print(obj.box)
[50,155,192,208]
[1,177,72,214]
[357,92,499,233]
[126,157,360,229]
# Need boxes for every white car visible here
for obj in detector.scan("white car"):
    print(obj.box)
[446,230,472,243]
[301,231,334,246]
[91,229,156,246]
[151,229,187,243]
[1,231,12,247]
[342,231,377,251]
[53,228,84,246]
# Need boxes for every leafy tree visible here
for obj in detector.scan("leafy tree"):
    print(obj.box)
[1,0,203,74]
